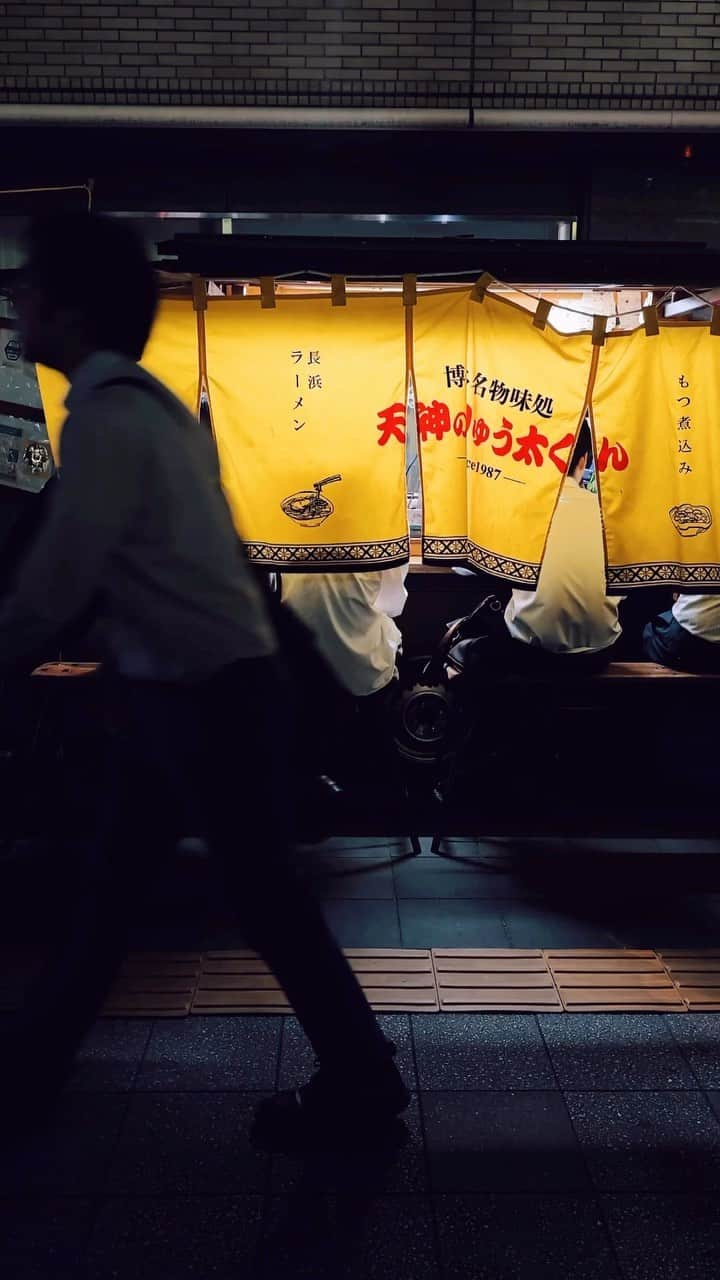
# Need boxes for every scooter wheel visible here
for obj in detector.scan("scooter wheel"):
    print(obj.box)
[394,682,451,764]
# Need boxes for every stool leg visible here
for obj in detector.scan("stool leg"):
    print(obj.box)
[409,833,422,857]
[431,834,442,855]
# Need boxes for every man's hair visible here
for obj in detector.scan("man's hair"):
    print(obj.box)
[569,419,593,475]
[24,213,158,360]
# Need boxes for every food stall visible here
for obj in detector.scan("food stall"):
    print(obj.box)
[2,235,720,837]
[25,260,720,598]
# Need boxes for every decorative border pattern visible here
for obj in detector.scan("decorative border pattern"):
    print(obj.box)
[245,537,409,571]
[608,562,720,591]
[423,536,540,588]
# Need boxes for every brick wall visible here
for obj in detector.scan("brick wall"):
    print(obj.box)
[0,0,717,112]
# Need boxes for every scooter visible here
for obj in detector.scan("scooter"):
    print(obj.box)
[394,593,505,767]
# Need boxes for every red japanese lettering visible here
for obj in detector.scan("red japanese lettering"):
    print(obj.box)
[491,417,514,457]
[472,417,491,447]
[512,423,549,467]
[597,437,629,472]
[418,400,452,443]
[452,406,473,438]
[548,432,575,474]
[376,402,406,447]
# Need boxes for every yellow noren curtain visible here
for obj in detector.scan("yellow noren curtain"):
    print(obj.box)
[413,290,470,563]
[204,295,408,570]
[593,324,720,591]
[35,363,68,464]
[36,299,200,463]
[141,298,200,412]
[418,291,594,586]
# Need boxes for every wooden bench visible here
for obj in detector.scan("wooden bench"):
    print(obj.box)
[423,659,720,848]
[18,658,720,849]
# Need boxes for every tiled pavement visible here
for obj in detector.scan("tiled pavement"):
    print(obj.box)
[3,835,720,1278]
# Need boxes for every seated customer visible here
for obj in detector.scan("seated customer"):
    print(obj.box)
[643,594,720,673]
[280,566,408,778]
[503,421,622,672]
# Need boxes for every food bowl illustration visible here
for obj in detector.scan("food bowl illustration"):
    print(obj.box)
[669,503,713,538]
[281,474,342,527]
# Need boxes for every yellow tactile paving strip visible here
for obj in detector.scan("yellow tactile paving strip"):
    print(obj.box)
[433,949,563,1012]
[658,950,720,1012]
[101,952,203,1017]
[191,950,292,1014]
[545,949,686,1013]
[6,947,720,1017]
[191,948,438,1015]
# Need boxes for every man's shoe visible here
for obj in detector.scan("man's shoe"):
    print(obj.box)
[251,1060,410,1149]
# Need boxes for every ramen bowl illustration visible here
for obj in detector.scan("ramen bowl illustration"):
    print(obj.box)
[281,474,342,527]
[669,503,713,538]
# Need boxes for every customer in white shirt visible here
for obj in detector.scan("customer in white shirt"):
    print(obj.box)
[644,594,720,672]
[281,567,407,697]
[281,566,408,778]
[504,420,622,671]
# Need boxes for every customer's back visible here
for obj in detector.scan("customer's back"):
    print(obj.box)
[504,423,621,656]
[281,567,407,697]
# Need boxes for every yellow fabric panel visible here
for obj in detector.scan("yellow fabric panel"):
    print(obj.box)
[593,324,720,590]
[412,290,470,559]
[35,363,67,462]
[36,299,200,463]
[139,298,200,413]
[465,295,594,584]
[417,291,594,586]
[204,296,409,569]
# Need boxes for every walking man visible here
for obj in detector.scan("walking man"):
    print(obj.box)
[2,214,408,1142]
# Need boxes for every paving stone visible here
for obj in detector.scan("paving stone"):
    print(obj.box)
[412,1013,555,1090]
[435,1193,621,1279]
[65,1018,153,1092]
[539,1014,696,1090]
[0,1093,125,1195]
[322,900,402,947]
[259,1194,438,1280]
[398,900,508,949]
[422,1091,588,1193]
[87,1195,262,1280]
[603,1193,720,1280]
[503,905,618,949]
[565,1091,720,1192]
[107,1093,269,1195]
[0,1197,94,1279]
[706,1092,720,1126]
[309,860,396,900]
[392,859,538,901]
[135,1015,281,1090]
[667,1013,720,1087]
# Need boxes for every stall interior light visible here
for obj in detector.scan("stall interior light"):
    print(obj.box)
[664,289,720,318]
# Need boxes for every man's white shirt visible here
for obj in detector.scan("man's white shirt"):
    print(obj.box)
[672,594,720,642]
[504,476,622,655]
[281,567,408,696]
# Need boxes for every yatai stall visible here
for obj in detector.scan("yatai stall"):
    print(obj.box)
[2,238,720,834]
[24,265,720,605]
